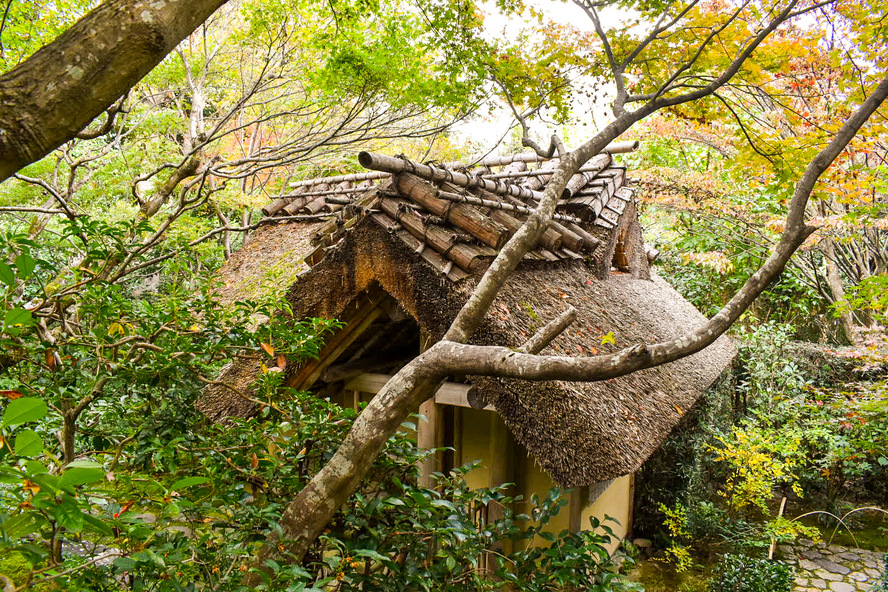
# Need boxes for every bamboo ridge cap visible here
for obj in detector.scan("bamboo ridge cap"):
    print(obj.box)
[357,151,566,202]
[287,141,639,189]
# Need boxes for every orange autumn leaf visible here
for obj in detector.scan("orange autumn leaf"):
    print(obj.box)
[276,355,287,370]
[0,390,23,399]
[260,342,274,356]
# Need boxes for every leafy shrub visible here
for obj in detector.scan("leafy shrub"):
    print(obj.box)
[707,555,794,592]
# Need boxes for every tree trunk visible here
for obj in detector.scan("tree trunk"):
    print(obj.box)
[823,237,859,344]
[0,0,229,181]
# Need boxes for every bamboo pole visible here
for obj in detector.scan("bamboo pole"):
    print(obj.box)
[290,170,390,187]
[435,188,581,224]
[394,174,510,249]
[480,159,611,181]
[285,141,638,191]
[443,140,639,169]
[378,198,493,273]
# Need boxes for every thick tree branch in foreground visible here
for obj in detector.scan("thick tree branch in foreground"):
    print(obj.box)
[0,0,229,181]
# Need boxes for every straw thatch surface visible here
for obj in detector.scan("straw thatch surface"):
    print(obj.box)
[469,265,735,486]
[209,219,734,485]
[213,221,325,306]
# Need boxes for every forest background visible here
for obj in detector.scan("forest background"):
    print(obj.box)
[0,0,886,590]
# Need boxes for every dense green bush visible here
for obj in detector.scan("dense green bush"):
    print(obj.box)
[706,555,794,592]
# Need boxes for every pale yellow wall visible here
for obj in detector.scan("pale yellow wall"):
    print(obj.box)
[520,457,571,535]
[580,475,633,554]
[459,408,491,490]
[455,407,632,554]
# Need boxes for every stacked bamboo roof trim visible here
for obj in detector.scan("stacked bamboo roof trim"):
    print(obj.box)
[259,150,637,281]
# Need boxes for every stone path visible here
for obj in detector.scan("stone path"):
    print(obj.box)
[778,539,886,592]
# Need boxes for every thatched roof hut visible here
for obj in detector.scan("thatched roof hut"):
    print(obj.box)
[200,144,735,488]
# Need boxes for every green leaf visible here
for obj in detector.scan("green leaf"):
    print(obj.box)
[113,557,137,572]
[1,512,41,537]
[52,496,85,533]
[133,548,166,568]
[59,463,105,489]
[0,263,14,286]
[354,549,387,562]
[3,307,35,329]
[169,476,211,492]
[82,513,113,535]
[14,253,36,280]
[30,472,60,494]
[25,460,48,475]
[13,430,43,456]
[1,397,47,427]
[430,499,456,511]
[878,457,888,467]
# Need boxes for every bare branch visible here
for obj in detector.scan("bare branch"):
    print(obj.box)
[518,306,577,354]
[75,93,128,140]
[0,206,67,215]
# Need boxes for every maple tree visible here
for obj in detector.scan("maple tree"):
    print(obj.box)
[0,0,886,588]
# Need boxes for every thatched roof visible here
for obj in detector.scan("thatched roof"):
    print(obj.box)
[200,147,735,487]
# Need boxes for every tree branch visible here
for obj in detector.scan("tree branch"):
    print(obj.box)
[0,0,230,181]
[519,306,577,354]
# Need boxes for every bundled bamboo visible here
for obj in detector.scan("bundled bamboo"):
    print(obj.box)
[614,187,634,202]
[388,224,470,281]
[497,193,595,253]
[394,174,510,249]
[488,209,563,252]
[309,182,382,246]
[323,181,353,213]
[290,170,390,188]
[360,152,550,202]
[565,223,602,251]
[645,244,661,263]
[481,154,612,182]
[282,187,310,215]
[263,186,306,216]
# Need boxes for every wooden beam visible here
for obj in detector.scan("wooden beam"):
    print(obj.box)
[343,373,493,411]
[569,488,585,532]
[287,291,387,391]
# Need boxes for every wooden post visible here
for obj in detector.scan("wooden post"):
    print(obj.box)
[569,488,585,532]
[487,413,514,554]
[417,399,441,488]
[627,473,636,539]
[417,331,442,488]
